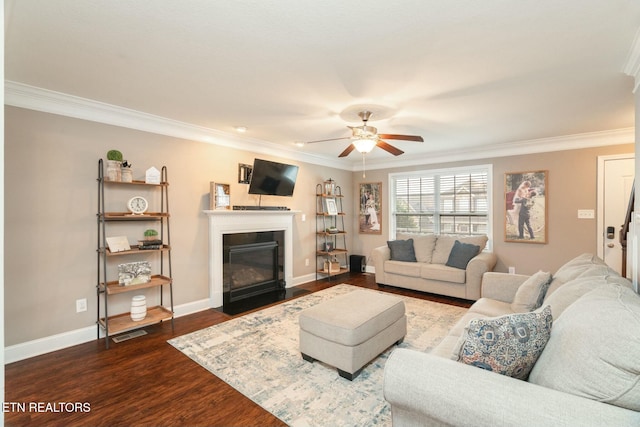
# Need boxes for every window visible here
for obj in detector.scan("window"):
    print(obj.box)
[390,165,492,247]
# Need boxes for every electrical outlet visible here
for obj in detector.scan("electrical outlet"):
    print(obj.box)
[305,258,309,267]
[76,298,87,313]
[508,266,516,274]
[301,214,306,222]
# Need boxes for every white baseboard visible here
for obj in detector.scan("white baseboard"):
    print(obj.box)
[4,275,323,364]
[5,298,213,364]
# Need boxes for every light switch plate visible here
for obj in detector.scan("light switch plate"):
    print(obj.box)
[577,209,595,219]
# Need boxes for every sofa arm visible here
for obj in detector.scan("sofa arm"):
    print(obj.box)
[383,349,640,427]
[372,245,390,284]
[481,272,530,303]
[464,252,497,300]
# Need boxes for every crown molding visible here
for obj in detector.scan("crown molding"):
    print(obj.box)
[358,127,635,172]
[5,81,634,174]
[624,27,640,93]
[4,80,352,170]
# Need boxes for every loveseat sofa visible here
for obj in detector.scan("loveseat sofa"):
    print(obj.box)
[383,253,640,426]
[372,234,497,301]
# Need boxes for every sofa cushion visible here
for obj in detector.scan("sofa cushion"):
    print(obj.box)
[385,260,422,278]
[387,239,417,262]
[432,235,488,264]
[510,271,552,313]
[421,264,466,284]
[542,275,608,319]
[545,253,611,298]
[456,306,552,380]
[529,284,640,411]
[468,298,514,317]
[446,240,481,269]
[397,233,437,263]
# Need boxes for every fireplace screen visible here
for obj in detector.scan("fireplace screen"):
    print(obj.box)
[223,231,284,304]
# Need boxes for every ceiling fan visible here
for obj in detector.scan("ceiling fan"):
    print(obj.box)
[305,110,424,157]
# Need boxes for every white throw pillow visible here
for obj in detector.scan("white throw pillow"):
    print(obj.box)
[510,271,552,313]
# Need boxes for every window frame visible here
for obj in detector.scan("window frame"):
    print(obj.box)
[388,164,493,250]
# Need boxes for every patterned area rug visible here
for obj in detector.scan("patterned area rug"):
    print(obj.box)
[168,284,467,427]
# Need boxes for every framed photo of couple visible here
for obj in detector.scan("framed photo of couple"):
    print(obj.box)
[359,182,382,234]
[504,170,548,244]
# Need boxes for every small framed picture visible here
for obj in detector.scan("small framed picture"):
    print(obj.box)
[210,182,231,210]
[106,236,131,253]
[324,198,339,215]
[118,261,151,286]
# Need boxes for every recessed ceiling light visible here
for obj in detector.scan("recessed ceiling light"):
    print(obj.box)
[294,141,305,147]
[235,126,248,133]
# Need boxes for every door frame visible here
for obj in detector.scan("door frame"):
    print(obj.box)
[596,153,635,261]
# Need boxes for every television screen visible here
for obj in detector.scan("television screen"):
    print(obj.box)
[248,158,299,197]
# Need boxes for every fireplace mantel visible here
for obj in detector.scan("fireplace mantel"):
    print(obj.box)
[204,210,299,307]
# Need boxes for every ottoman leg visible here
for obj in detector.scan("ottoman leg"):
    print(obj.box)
[301,353,315,363]
[338,368,363,381]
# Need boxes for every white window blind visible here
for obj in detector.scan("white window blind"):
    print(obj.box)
[391,165,492,242]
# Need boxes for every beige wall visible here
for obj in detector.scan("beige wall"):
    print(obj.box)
[4,105,635,347]
[351,144,635,276]
[4,107,353,346]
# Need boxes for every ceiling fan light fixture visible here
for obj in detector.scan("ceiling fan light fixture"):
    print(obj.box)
[353,138,377,153]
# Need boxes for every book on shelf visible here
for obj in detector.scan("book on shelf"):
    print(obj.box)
[138,239,163,250]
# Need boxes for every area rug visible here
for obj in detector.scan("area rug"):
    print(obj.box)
[168,284,467,427]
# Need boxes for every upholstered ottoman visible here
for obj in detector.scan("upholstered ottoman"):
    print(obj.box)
[299,289,407,380]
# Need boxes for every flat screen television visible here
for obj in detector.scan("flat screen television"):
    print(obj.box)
[248,158,299,197]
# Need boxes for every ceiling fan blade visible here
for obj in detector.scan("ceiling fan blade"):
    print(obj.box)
[377,140,404,156]
[338,144,356,157]
[378,134,424,142]
[304,136,351,144]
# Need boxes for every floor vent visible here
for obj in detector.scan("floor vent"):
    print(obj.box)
[112,329,147,343]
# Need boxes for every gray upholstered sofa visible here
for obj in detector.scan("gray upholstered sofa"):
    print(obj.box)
[372,234,497,301]
[383,253,640,426]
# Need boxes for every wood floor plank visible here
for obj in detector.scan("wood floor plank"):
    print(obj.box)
[5,273,471,427]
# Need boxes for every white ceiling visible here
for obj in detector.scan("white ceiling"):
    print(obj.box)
[5,0,640,169]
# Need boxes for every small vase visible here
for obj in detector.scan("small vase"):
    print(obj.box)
[106,160,122,181]
[121,168,133,183]
[130,295,147,321]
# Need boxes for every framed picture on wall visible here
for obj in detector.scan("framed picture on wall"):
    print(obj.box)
[505,170,548,243]
[359,182,382,234]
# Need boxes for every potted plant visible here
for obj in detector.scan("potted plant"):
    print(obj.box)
[143,229,159,241]
[106,150,123,181]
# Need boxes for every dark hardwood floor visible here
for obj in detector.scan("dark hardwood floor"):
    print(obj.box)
[5,273,471,427]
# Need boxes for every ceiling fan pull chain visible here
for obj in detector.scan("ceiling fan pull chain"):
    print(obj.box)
[362,153,367,178]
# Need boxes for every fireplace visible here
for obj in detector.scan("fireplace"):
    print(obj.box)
[223,231,285,304]
[204,210,298,308]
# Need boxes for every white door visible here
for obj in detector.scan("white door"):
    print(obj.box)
[598,155,635,277]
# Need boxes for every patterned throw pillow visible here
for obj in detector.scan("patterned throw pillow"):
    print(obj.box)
[457,306,552,380]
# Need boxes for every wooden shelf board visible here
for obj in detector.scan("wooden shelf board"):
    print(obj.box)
[105,245,171,256]
[104,179,168,187]
[316,267,349,276]
[316,249,348,255]
[99,306,173,335]
[103,212,169,220]
[316,193,344,198]
[317,231,347,235]
[103,275,172,295]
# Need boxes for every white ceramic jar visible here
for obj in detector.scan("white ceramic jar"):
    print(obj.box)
[130,295,147,321]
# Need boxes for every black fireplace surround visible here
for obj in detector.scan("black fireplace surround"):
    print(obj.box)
[222,231,285,305]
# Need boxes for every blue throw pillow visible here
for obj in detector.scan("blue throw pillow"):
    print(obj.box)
[387,239,417,262]
[446,240,480,269]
